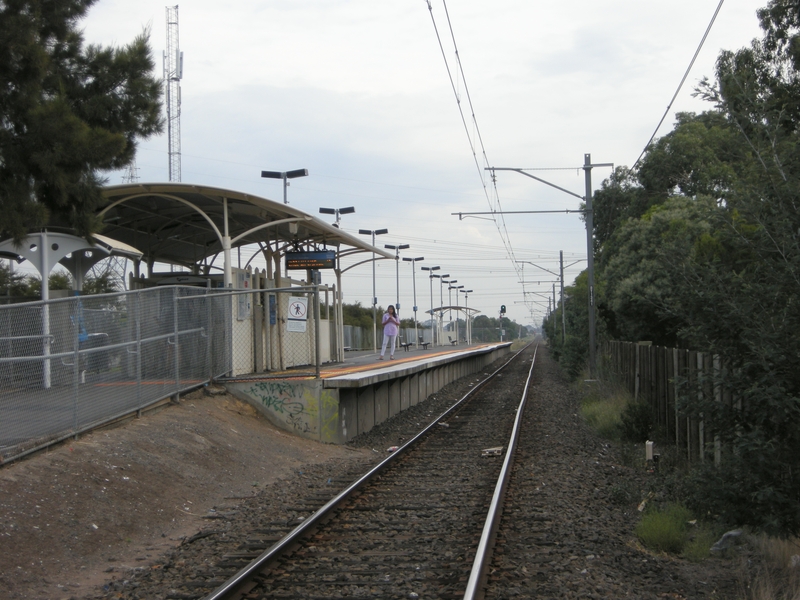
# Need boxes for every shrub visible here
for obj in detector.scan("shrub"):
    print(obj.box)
[559,334,588,380]
[683,459,800,538]
[619,400,652,442]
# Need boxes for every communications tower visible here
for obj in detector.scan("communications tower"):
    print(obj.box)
[164,5,183,182]
[121,161,140,184]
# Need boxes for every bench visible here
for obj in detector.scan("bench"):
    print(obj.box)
[448,335,458,346]
[418,337,430,350]
[399,338,413,351]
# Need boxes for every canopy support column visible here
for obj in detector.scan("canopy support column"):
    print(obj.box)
[223,198,232,288]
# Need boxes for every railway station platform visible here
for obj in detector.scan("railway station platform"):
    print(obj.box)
[223,342,512,444]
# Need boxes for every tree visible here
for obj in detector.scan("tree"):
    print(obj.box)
[26,270,72,296]
[674,0,800,535]
[0,0,163,243]
[585,0,800,535]
[600,196,717,346]
[82,270,120,295]
[0,261,29,298]
[341,302,376,330]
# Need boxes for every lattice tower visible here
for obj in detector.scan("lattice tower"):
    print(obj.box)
[121,160,140,184]
[164,5,183,182]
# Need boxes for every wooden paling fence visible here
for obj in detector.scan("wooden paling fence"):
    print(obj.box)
[601,341,728,464]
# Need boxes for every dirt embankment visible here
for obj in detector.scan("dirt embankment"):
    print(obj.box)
[0,389,366,600]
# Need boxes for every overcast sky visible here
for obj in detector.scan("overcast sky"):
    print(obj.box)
[81,0,764,327]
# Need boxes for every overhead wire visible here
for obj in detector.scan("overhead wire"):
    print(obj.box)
[630,0,726,171]
[425,0,525,287]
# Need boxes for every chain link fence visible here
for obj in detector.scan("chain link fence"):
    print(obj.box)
[0,284,324,463]
[239,287,325,376]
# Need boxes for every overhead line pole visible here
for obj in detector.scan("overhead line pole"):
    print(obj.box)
[452,156,612,379]
[560,251,566,344]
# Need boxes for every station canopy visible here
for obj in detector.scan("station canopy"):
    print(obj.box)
[99,183,392,279]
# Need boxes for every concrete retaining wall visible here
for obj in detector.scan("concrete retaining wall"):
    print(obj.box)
[226,343,511,444]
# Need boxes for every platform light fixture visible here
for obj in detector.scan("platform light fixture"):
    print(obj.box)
[445,279,457,324]
[432,273,449,346]
[402,256,425,348]
[421,266,440,345]
[385,243,410,315]
[261,168,309,204]
[359,228,389,353]
[460,289,473,344]
[450,284,464,339]
[319,206,355,228]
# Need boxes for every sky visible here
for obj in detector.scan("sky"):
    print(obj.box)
[78,0,766,327]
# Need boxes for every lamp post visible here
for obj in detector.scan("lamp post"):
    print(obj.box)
[446,280,458,327]
[435,274,449,346]
[451,284,463,341]
[319,206,355,228]
[261,168,309,204]
[402,257,424,348]
[421,266,439,345]
[460,289,473,344]
[385,243,410,316]
[359,228,388,353]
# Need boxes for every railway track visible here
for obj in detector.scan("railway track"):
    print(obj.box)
[204,343,538,600]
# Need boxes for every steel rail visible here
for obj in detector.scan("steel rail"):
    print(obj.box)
[204,342,531,600]
[463,342,539,600]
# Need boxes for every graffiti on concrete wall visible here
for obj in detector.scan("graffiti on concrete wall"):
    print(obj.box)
[244,380,319,435]
[320,389,339,442]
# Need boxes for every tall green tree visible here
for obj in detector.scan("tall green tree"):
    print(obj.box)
[0,0,163,243]
[585,0,800,535]
[671,0,800,534]
[600,196,717,346]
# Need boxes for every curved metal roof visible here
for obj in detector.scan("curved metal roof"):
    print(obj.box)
[100,182,392,269]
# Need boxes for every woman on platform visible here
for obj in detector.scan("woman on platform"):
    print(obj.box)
[380,305,400,360]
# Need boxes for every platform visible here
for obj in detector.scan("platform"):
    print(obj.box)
[224,342,511,444]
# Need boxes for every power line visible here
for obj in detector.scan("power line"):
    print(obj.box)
[631,0,725,171]
[425,0,523,283]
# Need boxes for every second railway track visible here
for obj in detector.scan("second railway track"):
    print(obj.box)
[207,343,538,600]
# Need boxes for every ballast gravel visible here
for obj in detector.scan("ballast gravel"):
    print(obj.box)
[0,345,754,599]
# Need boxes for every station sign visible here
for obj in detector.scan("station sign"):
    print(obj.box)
[285,250,336,270]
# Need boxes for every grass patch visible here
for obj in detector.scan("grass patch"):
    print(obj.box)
[577,379,631,442]
[636,503,725,562]
[682,527,719,562]
[636,503,693,554]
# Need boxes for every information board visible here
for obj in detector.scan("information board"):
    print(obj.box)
[285,250,336,270]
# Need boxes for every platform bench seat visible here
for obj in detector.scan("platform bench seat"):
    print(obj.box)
[448,336,458,346]
[399,339,413,351]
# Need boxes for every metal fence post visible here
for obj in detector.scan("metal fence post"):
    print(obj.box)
[72,296,80,434]
[206,288,213,381]
[314,285,321,378]
[173,287,180,397]
[135,290,142,408]
[228,292,234,376]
